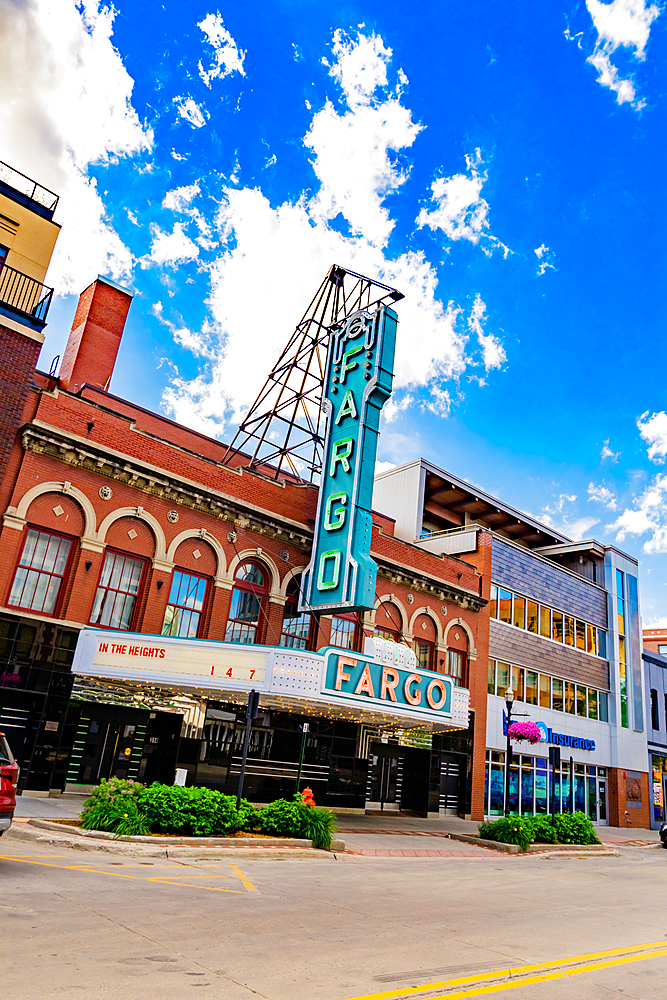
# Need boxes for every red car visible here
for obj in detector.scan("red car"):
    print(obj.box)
[0,732,19,836]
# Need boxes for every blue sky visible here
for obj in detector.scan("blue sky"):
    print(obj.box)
[1,0,666,620]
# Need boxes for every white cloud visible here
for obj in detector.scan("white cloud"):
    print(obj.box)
[468,293,506,372]
[601,439,621,461]
[638,410,667,463]
[145,222,200,267]
[587,482,618,509]
[163,183,201,213]
[305,31,422,247]
[584,0,660,107]
[152,302,215,358]
[0,0,152,293]
[162,32,502,437]
[173,96,209,129]
[608,473,667,552]
[197,12,246,87]
[540,493,599,540]
[534,244,556,276]
[375,461,396,476]
[416,149,510,257]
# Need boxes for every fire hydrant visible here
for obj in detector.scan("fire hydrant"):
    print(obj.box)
[301,787,315,807]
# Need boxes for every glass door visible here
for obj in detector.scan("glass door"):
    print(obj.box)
[597,778,608,825]
[369,752,399,809]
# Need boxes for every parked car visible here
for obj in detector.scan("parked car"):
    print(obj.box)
[660,822,667,849]
[0,732,19,836]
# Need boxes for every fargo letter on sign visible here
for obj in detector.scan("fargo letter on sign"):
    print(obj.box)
[322,650,453,717]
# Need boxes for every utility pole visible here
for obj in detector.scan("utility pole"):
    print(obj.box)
[236,689,260,810]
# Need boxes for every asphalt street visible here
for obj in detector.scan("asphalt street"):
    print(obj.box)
[2,827,667,1000]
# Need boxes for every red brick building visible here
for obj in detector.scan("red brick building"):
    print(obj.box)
[0,275,490,816]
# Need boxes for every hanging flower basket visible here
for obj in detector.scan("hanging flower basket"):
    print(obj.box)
[508,721,543,744]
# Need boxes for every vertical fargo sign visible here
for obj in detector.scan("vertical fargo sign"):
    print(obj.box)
[301,304,397,613]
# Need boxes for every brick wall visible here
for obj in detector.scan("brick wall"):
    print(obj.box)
[0,323,42,484]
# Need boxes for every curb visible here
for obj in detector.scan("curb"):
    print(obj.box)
[6,821,344,858]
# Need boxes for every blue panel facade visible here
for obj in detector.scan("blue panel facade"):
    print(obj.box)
[627,574,644,732]
[491,538,608,628]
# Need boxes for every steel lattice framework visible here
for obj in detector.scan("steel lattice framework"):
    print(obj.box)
[221,265,404,482]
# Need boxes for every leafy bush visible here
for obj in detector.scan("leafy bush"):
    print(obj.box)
[478,816,532,851]
[526,815,558,844]
[79,782,336,847]
[479,810,601,849]
[80,777,149,837]
[257,795,307,838]
[551,810,601,845]
[255,794,337,849]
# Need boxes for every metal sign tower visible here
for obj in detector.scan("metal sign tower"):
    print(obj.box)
[221,265,403,482]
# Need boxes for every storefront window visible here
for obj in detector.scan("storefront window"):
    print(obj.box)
[225,561,267,644]
[489,751,505,815]
[280,577,311,650]
[535,758,548,813]
[162,570,208,638]
[90,550,145,630]
[520,757,534,814]
[9,527,73,616]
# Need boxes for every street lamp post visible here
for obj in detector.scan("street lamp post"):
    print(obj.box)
[504,687,515,817]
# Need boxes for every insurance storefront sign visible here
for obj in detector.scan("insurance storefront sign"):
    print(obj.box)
[72,629,470,732]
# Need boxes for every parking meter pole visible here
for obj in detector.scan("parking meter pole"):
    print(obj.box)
[236,690,259,810]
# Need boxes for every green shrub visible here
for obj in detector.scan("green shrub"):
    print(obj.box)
[477,816,532,851]
[257,796,307,838]
[527,815,558,844]
[301,805,336,850]
[551,811,601,845]
[137,784,258,836]
[80,777,149,837]
[256,794,336,849]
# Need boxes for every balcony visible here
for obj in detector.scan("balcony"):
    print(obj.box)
[0,161,59,220]
[0,264,53,329]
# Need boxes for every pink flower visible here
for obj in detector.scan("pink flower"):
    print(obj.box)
[508,721,543,744]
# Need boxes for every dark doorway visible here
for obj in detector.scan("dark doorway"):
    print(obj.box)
[65,703,181,786]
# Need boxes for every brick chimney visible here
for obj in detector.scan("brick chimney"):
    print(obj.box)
[59,276,134,392]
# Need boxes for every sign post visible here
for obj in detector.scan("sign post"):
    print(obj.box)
[301,304,397,615]
[236,689,260,810]
[294,722,309,794]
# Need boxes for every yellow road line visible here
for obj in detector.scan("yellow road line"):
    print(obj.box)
[0,855,254,894]
[230,863,257,891]
[343,942,667,1000]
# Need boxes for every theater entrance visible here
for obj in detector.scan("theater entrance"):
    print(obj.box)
[65,702,182,787]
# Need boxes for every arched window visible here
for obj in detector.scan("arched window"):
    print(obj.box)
[225,562,268,644]
[280,577,312,650]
